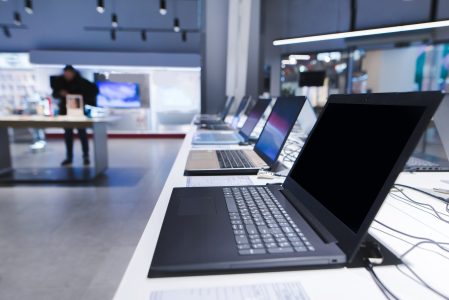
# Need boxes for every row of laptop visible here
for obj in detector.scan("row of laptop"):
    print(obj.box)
[148,92,446,278]
[186,94,449,176]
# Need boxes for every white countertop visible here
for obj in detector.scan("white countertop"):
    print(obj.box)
[113,125,449,300]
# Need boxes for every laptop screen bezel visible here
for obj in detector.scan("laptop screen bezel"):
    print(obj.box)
[254,96,306,166]
[239,98,271,141]
[282,92,443,261]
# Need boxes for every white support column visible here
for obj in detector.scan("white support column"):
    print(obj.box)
[226,0,261,105]
[201,0,229,114]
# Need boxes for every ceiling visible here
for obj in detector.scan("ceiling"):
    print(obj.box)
[263,0,449,53]
[0,0,201,53]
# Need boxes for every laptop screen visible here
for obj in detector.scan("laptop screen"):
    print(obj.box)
[289,102,425,233]
[230,96,250,125]
[254,97,305,165]
[219,96,235,120]
[239,98,271,139]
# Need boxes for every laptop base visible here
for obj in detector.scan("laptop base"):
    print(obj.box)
[149,234,401,278]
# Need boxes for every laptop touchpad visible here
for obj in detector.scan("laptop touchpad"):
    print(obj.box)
[177,197,217,216]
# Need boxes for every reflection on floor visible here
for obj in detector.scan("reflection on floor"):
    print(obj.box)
[0,138,182,300]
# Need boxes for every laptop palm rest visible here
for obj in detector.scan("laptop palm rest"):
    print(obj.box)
[178,197,218,216]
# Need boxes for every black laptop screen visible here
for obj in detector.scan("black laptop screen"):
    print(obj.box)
[254,97,304,165]
[289,103,425,233]
[239,99,270,139]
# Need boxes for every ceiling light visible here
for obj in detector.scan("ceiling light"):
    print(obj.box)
[24,0,33,14]
[317,53,331,62]
[159,0,167,15]
[281,59,296,65]
[13,11,22,26]
[96,0,105,13]
[181,30,187,42]
[173,18,180,32]
[111,13,118,28]
[111,29,116,41]
[141,30,147,41]
[273,19,449,46]
[3,26,11,38]
[288,54,310,61]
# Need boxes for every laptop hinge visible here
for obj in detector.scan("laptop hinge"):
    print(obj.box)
[280,188,338,245]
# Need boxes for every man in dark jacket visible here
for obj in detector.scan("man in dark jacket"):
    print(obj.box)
[51,65,99,166]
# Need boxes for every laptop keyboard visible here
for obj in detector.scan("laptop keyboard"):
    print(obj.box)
[407,156,439,167]
[217,150,255,169]
[224,186,315,255]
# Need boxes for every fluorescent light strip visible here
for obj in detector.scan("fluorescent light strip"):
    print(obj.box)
[289,54,311,60]
[273,19,449,46]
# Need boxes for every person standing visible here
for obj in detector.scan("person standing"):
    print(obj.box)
[51,65,99,166]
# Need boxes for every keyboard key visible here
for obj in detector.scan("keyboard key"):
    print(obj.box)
[266,242,278,248]
[246,225,257,235]
[250,238,262,244]
[269,228,282,234]
[225,198,238,213]
[291,241,304,247]
[257,226,269,234]
[263,238,275,243]
[239,249,266,255]
[282,227,294,233]
[294,246,307,252]
[267,247,294,254]
[235,235,248,244]
[238,244,251,250]
[273,233,285,238]
[276,237,288,243]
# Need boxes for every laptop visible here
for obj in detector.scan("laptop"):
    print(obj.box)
[199,96,251,130]
[405,95,449,171]
[149,92,442,277]
[193,96,235,125]
[192,98,271,145]
[185,96,306,175]
[296,96,317,137]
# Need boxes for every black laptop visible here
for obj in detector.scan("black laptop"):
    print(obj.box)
[193,96,235,125]
[150,92,442,277]
[198,96,251,130]
[192,98,271,145]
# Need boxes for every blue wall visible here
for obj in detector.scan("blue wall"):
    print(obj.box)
[0,0,201,53]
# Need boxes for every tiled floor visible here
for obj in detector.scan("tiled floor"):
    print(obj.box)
[0,138,182,300]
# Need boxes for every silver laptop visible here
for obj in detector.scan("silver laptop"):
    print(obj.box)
[192,98,271,145]
[193,96,235,125]
[406,95,449,171]
[185,97,306,175]
[296,96,317,137]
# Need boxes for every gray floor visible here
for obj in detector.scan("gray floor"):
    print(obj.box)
[0,138,182,300]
